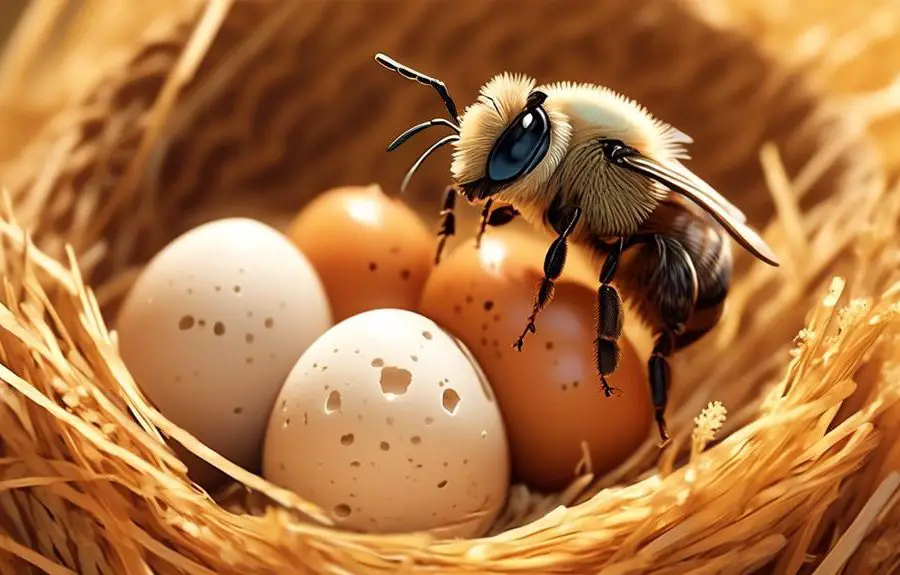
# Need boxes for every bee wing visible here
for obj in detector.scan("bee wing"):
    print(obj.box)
[619,154,780,267]
[664,159,747,224]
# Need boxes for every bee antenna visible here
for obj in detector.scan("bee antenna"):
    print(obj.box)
[388,119,460,152]
[375,53,460,126]
[400,135,459,193]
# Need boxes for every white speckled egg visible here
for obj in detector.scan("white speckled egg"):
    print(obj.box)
[262,309,509,538]
[116,218,332,488]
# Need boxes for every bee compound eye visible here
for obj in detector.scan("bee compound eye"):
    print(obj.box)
[486,106,551,184]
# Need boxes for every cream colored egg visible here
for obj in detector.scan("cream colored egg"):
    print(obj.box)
[263,309,509,538]
[116,218,332,488]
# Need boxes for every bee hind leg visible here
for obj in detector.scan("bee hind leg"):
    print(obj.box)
[513,206,582,351]
[640,235,697,446]
[649,331,675,446]
[434,186,457,264]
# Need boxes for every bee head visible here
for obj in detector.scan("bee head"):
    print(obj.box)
[375,54,570,206]
[451,73,572,205]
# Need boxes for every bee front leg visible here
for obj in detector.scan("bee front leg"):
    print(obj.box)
[595,238,626,399]
[475,201,520,248]
[434,186,457,264]
[513,206,582,351]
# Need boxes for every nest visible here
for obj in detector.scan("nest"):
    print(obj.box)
[0,0,899,573]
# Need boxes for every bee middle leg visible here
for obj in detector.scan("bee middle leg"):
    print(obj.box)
[513,205,582,351]
[475,201,520,247]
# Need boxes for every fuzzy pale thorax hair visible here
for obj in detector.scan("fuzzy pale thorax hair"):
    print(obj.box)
[540,80,695,160]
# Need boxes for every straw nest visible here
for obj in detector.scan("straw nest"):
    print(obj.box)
[0,0,899,573]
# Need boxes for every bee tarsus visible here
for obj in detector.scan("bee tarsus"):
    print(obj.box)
[514,206,582,351]
[600,378,622,398]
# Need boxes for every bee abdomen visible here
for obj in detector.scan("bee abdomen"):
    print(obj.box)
[675,226,733,349]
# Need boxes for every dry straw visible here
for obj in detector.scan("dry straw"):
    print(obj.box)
[0,0,898,573]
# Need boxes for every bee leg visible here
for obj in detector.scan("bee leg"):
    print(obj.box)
[640,236,696,446]
[435,186,457,264]
[489,205,520,225]
[648,331,675,446]
[475,202,520,247]
[513,206,582,351]
[595,238,625,398]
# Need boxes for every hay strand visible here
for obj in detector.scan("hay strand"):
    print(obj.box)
[81,0,233,254]
[814,472,900,575]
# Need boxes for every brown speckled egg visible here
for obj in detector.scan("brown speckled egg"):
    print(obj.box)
[420,229,653,491]
[287,184,435,322]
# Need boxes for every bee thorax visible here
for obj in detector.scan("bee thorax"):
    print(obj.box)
[553,145,664,237]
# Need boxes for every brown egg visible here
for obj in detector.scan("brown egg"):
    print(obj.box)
[288,184,435,322]
[420,229,653,491]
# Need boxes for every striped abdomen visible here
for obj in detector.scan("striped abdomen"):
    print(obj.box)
[600,199,733,349]
[674,217,732,349]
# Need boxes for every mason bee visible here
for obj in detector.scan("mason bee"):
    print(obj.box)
[375,53,779,444]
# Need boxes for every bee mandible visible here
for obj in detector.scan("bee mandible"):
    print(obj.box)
[374,53,779,445]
